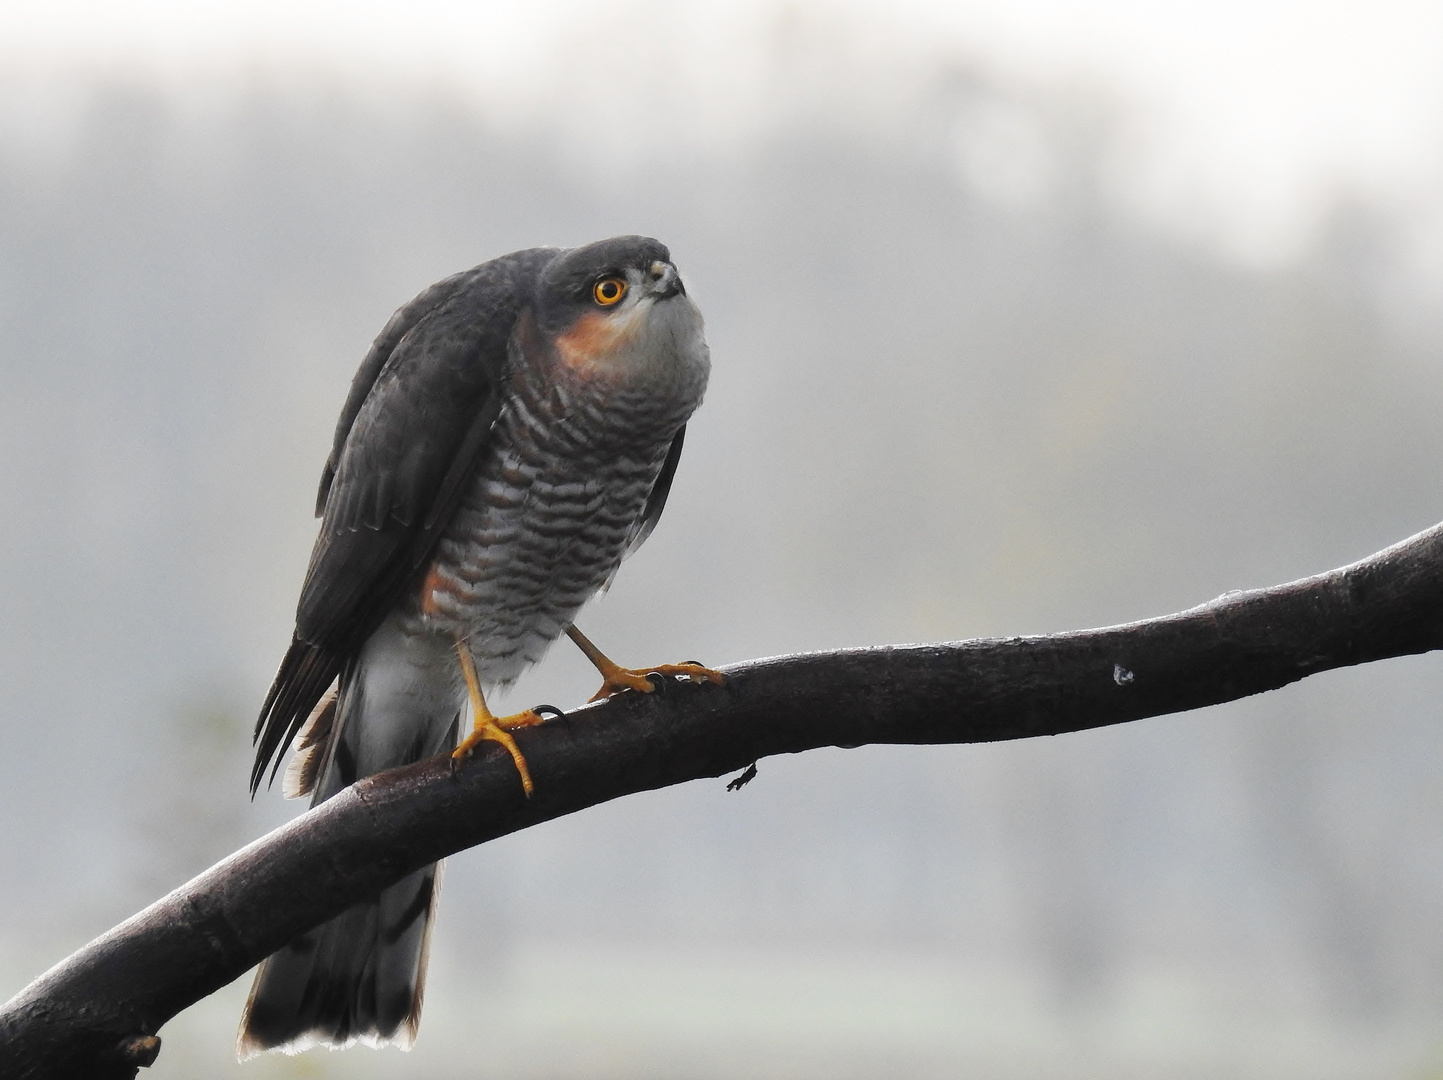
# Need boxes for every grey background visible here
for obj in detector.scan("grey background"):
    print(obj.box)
[3,35,1443,1080]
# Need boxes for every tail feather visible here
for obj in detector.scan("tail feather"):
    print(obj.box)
[240,624,462,1057]
[281,689,338,800]
[237,864,442,1057]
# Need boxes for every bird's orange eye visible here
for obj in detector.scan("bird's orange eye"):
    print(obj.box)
[593,277,627,306]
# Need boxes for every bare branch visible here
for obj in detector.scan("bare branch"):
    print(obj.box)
[5,520,1443,1078]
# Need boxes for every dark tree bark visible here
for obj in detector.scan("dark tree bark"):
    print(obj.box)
[5,521,1443,1078]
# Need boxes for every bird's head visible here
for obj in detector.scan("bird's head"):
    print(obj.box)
[531,235,708,390]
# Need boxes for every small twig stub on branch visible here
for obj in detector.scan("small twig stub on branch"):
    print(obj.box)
[727,762,759,791]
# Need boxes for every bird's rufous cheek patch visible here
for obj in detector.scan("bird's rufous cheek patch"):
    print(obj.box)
[553,307,642,375]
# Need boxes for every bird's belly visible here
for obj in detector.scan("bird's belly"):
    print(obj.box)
[408,437,668,686]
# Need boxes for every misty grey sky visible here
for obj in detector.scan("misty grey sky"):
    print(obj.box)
[2,0,1443,268]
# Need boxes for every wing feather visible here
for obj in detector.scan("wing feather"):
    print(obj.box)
[252,248,556,792]
[315,273,469,517]
[625,425,687,557]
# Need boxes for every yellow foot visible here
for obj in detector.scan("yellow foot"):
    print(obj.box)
[450,709,548,796]
[589,661,726,703]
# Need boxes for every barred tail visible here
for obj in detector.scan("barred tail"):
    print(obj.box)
[237,863,442,1056]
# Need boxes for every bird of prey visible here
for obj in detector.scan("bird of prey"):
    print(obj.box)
[237,235,722,1056]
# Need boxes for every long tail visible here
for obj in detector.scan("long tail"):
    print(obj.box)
[238,636,460,1057]
[237,864,443,1055]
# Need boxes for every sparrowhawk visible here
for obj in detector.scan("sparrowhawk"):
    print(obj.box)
[237,235,721,1056]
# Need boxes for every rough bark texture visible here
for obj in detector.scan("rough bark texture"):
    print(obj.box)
[5,521,1443,1077]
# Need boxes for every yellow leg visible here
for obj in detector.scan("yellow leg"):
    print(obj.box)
[566,625,725,703]
[451,642,540,796]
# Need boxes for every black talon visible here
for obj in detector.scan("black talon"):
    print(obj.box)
[534,704,565,720]
[645,671,668,693]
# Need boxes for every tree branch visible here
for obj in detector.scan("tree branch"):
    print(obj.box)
[6,521,1443,1078]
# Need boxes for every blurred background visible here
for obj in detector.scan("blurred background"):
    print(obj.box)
[3,1,1443,1077]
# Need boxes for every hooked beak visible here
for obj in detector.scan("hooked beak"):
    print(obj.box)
[647,260,685,299]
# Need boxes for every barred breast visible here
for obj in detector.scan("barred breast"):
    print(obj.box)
[407,294,709,687]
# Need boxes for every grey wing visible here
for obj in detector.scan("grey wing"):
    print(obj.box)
[314,270,472,516]
[251,248,555,793]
